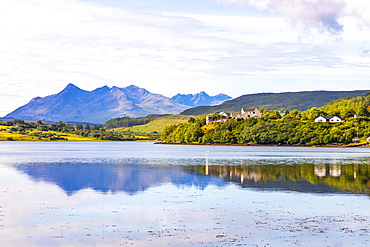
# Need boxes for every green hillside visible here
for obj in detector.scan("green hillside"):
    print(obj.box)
[321,95,370,117]
[116,114,191,134]
[162,93,370,146]
[181,90,369,116]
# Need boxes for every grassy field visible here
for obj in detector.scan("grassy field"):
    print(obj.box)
[0,115,194,141]
[116,114,192,134]
[0,126,95,141]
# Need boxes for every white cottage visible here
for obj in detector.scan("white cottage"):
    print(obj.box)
[241,108,262,118]
[314,116,345,123]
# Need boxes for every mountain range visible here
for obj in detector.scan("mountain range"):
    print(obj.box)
[6,83,369,123]
[171,92,231,107]
[5,84,231,123]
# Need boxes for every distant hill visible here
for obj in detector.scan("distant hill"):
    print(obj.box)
[181,90,370,115]
[171,92,231,107]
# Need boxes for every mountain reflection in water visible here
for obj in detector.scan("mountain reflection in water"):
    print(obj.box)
[16,162,227,195]
[17,159,370,196]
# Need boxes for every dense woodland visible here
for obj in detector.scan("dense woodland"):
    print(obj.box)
[161,94,370,145]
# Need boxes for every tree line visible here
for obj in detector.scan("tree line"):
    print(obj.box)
[161,94,370,145]
[0,120,138,141]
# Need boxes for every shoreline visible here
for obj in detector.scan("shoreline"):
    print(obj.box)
[0,139,153,142]
[155,142,369,148]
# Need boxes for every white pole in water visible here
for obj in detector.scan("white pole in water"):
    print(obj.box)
[205,155,209,176]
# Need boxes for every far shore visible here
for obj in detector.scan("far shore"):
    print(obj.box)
[155,142,369,148]
[1,139,368,148]
[0,139,153,142]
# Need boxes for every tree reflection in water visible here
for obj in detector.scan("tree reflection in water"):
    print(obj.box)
[185,160,370,195]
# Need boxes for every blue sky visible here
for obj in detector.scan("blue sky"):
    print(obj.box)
[1,0,370,116]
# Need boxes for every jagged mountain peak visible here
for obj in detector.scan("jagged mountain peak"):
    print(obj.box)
[61,83,85,92]
[197,91,208,95]
[30,96,42,102]
[122,85,149,95]
[193,91,210,99]
[125,85,141,90]
[215,93,230,98]
[171,91,231,107]
[95,85,110,91]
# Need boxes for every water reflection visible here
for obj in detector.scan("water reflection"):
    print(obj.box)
[191,160,370,195]
[16,162,227,195]
[3,143,370,246]
[17,159,370,196]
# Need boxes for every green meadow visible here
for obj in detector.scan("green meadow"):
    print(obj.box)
[0,125,95,141]
[116,115,191,134]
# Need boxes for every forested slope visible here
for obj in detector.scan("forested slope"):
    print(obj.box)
[162,94,370,145]
[181,90,369,116]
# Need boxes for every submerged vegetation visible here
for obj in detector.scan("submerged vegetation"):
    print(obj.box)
[161,93,370,145]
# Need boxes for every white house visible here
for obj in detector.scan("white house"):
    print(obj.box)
[219,112,233,118]
[220,108,262,119]
[207,108,262,125]
[314,116,345,123]
[241,108,262,118]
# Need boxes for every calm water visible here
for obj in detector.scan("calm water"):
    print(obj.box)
[0,142,370,246]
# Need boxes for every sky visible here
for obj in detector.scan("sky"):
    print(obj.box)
[1,0,370,116]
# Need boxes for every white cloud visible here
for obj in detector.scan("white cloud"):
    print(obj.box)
[212,0,370,33]
[345,0,370,26]
[0,0,369,116]
[212,0,345,32]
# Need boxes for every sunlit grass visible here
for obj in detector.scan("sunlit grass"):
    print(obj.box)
[0,126,95,141]
[201,124,214,133]
[116,114,192,134]
[0,131,38,141]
